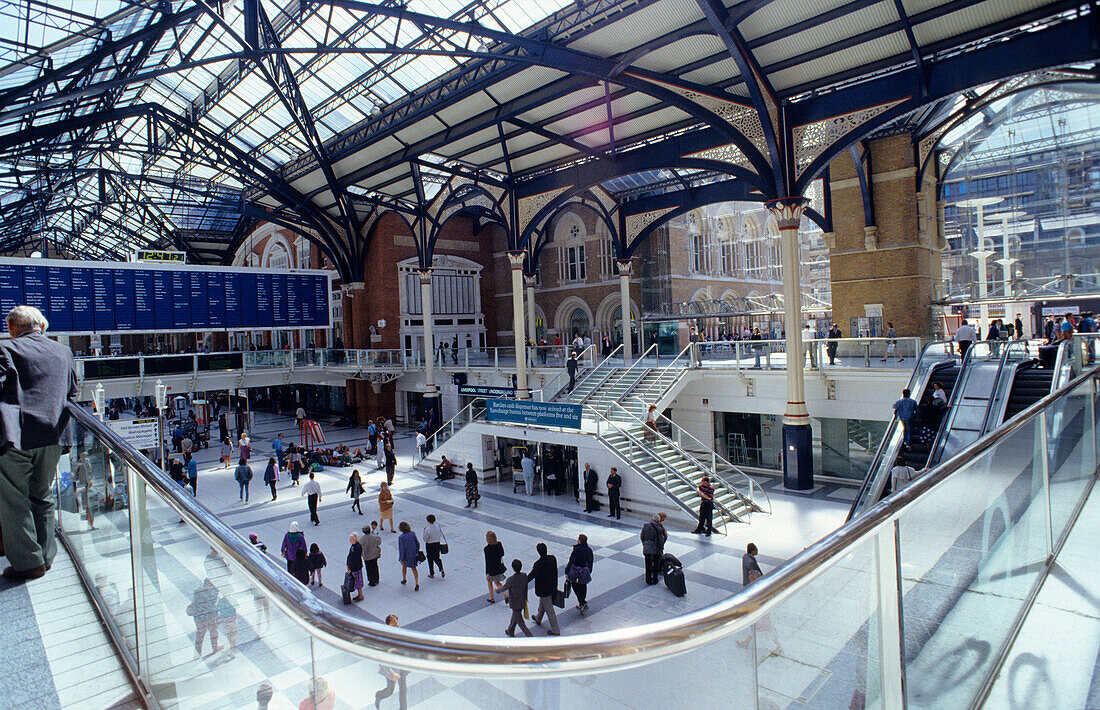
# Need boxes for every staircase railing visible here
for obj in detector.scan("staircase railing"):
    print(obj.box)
[535,344,597,401]
[421,397,487,460]
[631,341,692,406]
[583,403,734,531]
[574,343,654,406]
[623,395,770,514]
[563,344,623,399]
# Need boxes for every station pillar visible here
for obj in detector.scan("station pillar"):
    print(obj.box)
[767,197,814,490]
[617,259,634,363]
[525,274,538,356]
[418,268,437,400]
[508,251,529,399]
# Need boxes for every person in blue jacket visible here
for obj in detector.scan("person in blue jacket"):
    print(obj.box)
[397,521,421,591]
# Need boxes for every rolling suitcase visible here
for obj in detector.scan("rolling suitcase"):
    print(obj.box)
[662,553,686,597]
[341,573,354,605]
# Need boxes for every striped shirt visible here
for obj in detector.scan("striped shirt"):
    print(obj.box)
[698,480,714,501]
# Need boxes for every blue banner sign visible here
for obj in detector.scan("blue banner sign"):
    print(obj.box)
[0,256,331,334]
[458,385,516,398]
[485,398,582,430]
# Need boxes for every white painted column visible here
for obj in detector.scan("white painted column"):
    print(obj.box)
[768,198,812,489]
[617,258,633,363]
[525,274,537,355]
[508,251,529,399]
[418,267,437,399]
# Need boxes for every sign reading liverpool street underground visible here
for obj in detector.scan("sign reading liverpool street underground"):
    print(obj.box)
[485,398,582,430]
[457,385,516,398]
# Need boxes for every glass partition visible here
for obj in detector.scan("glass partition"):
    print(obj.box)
[55,366,1099,710]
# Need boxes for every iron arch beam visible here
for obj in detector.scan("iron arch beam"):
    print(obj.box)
[623,179,765,256]
[849,144,875,229]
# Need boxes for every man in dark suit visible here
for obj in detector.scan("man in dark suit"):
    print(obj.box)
[529,543,560,635]
[582,463,598,512]
[566,351,578,391]
[606,466,622,519]
[0,306,77,580]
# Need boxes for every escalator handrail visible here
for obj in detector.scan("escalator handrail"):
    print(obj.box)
[922,341,990,469]
[61,359,1100,675]
[846,340,955,521]
[979,339,1039,436]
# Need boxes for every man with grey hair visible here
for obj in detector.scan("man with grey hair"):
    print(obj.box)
[0,305,77,580]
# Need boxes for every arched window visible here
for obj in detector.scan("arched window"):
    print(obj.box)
[569,307,590,337]
[555,214,587,283]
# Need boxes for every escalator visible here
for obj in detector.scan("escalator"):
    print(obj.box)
[925,345,1005,467]
[895,362,959,471]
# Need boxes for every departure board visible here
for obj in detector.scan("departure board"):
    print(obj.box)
[0,257,331,334]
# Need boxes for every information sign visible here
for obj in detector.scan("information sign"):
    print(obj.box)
[484,398,582,430]
[108,418,160,450]
[457,385,517,398]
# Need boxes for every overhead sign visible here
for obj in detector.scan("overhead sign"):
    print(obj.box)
[135,250,186,264]
[458,385,516,398]
[0,256,331,334]
[108,418,160,450]
[485,398,582,430]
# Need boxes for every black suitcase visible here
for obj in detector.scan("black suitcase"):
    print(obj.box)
[341,583,353,605]
[664,568,687,597]
[661,553,682,575]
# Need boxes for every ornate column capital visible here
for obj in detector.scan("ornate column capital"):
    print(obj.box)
[616,258,634,277]
[765,197,810,230]
[507,250,526,270]
[523,274,537,288]
[417,267,432,285]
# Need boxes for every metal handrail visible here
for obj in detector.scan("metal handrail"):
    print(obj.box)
[60,361,1100,675]
[536,344,597,401]
[575,342,657,406]
[565,343,623,398]
[923,341,995,469]
[847,340,955,520]
[624,395,770,515]
[583,402,733,531]
[632,341,691,405]
[979,339,1041,436]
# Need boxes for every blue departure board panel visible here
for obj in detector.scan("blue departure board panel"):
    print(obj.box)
[255,273,273,328]
[206,272,225,328]
[225,273,243,329]
[134,270,155,330]
[22,266,48,318]
[70,269,94,332]
[189,272,208,329]
[113,270,136,331]
[46,266,72,332]
[152,270,173,330]
[0,258,329,334]
[92,269,116,332]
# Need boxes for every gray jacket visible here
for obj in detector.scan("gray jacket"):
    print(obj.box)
[361,531,382,561]
[502,571,528,610]
[0,331,77,451]
[640,520,667,556]
[742,552,762,587]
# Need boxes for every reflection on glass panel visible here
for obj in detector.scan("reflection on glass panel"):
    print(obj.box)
[899,414,1047,709]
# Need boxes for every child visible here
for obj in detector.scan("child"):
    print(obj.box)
[291,548,310,586]
[308,543,327,587]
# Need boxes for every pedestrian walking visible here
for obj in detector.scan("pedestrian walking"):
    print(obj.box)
[263,457,278,500]
[484,531,506,603]
[346,533,364,602]
[502,559,532,637]
[530,543,561,635]
[308,543,327,586]
[184,451,198,495]
[220,435,232,468]
[238,433,251,462]
[302,471,322,525]
[375,615,408,707]
[346,469,364,515]
[367,420,379,456]
[187,578,221,657]
[0,306,77,580]
[641,512,668,585]
[234,457,253,503]
[384,443,397,486]
[520,451,536,495]
[566,351,578,391]
[606,466,622,519]
[272,433,286,470]
[464,462,481,508]
[423,514,446,578]
[826,323,841,365]
[565,534,593,614]
[692,475,715,536]
[289,445,302,485]
[397,521,421,591]
[280,521,307,574]
[361,521,382,586]
[378,482,395,532]
[742,542,762,587]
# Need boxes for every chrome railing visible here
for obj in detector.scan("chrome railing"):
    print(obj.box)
[574,342,657,406]
[624,395,770,515]
[55,359,1099,706]
[633,341,692,405]
[560,343,623,400]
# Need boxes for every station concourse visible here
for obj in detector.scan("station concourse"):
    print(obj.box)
[0,1,1098,708]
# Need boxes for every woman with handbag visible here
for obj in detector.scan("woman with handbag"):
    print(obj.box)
[345,533,364,602]
[346,469,364,514]
[423,514,446,578]
[565,534,594,614]
[396,521,421,591]
[484,531,506,603]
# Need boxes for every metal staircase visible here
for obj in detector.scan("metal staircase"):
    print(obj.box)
[588,401,768,529]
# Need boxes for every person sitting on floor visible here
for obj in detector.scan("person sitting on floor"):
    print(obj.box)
[435,456,456,481]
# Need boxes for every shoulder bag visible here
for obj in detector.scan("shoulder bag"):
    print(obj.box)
[439,527,449,555]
